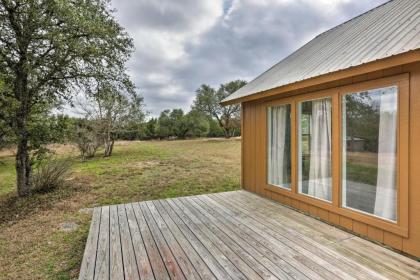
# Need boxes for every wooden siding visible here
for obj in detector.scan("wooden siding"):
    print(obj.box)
[79,191,420,279]
[241,61,420,258]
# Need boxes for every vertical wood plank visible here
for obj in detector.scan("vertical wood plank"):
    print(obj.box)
[403,63,420,257]
[353,221,368,236]
[109,205,124,279]
[165,199,247,279]
[132,203,171,280]
[329,212,340,225]
[146,201,210,280]
[125,204,155,280]
[118,204,140,280]
[398,77,409,244]
[94,206,110,280]
[243,103,250,191]
[339,216,353,231]
[140,203,186,280]
[283,196,292,207]
[254,103,262,194]
[79,207,101,280]
[367,226,384,243]
[256,102,266,195]
[308,205,318,217]
[318,209,329,222]
[291,198,299,209]
[384,232,403,251]
[154,200,231,279]
[251,103,257,193]
[299,202,309,214]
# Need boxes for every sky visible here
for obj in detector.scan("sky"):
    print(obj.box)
[109,0,388,116]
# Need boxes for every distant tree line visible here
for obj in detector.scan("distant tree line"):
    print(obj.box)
[72,79,246,146]
[143,109,222,139]
[1,79,245,160]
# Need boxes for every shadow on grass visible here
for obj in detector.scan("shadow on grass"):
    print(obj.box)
[0,178,88,226]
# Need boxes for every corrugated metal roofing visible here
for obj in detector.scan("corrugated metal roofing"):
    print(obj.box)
[222,0,420,104]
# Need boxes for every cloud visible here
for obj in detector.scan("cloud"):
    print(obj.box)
[110,0,387,116]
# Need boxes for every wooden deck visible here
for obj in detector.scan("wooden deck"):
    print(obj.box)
[79,190,420,280]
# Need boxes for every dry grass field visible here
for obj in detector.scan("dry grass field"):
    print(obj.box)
[0,139,241,279]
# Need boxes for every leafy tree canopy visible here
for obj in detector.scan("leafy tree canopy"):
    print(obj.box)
[193,80,246,138]
[0,0,134,196]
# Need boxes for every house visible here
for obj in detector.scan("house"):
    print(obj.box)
[221,0,420,258]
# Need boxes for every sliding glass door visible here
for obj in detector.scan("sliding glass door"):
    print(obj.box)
[297,97,332,202]
[342,86,398,221]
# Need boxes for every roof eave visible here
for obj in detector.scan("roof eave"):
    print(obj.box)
[220,49,420,106]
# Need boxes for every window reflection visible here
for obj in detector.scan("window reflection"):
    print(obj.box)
[342,86,398,221]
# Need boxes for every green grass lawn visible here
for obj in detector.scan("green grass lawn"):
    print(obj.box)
[0,139,241,280]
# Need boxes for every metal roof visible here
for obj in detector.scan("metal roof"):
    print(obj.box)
[222,0,420,104]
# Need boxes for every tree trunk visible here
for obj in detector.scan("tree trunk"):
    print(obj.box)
[109,139,114,155]
[16,136,32,196]
[104,132,114,157]
[215,116,230,138]
[14,67,32,196]
[15,105,32,196]
[224,118,232,138]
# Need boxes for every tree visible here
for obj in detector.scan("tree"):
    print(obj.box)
[193,80,246,138]
[143,118,158,139]
[82,79,145,157]
[207,118,225,137]
[0,0,133,196]
[151,109,210,139]
[169,109,189,139]
[185,110,209,137]
[157,110,172,139]
[0,75,14,150]
[73,118,102,160]
[121,92,147,140]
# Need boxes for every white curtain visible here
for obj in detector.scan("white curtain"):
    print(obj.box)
[374,90,397,221]
[308,99,332,201]
[268,106,287,187]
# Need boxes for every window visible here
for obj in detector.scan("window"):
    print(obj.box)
[298,97,332,202]
[342,86,398,221]
[265,76,408,232]
[267,104,292,189]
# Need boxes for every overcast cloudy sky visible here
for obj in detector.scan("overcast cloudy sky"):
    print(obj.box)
[110,0,387,116]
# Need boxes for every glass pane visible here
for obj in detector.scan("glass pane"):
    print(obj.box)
[298,97,332,201]
[267,104,292,189]
[342,86,398,221]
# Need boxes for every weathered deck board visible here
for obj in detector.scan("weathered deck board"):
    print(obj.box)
[132,202,170,280]
[213,192,386,279]
[79,207,101,280]
[125,203,154,280]
[229,191,419,279]
[154,200,228,279]
[109,205,124,279]
[79,190,420,280]
[94,206,109,280]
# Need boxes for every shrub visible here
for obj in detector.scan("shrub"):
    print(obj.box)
[73,120,103,159]
[32,159,71,193]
